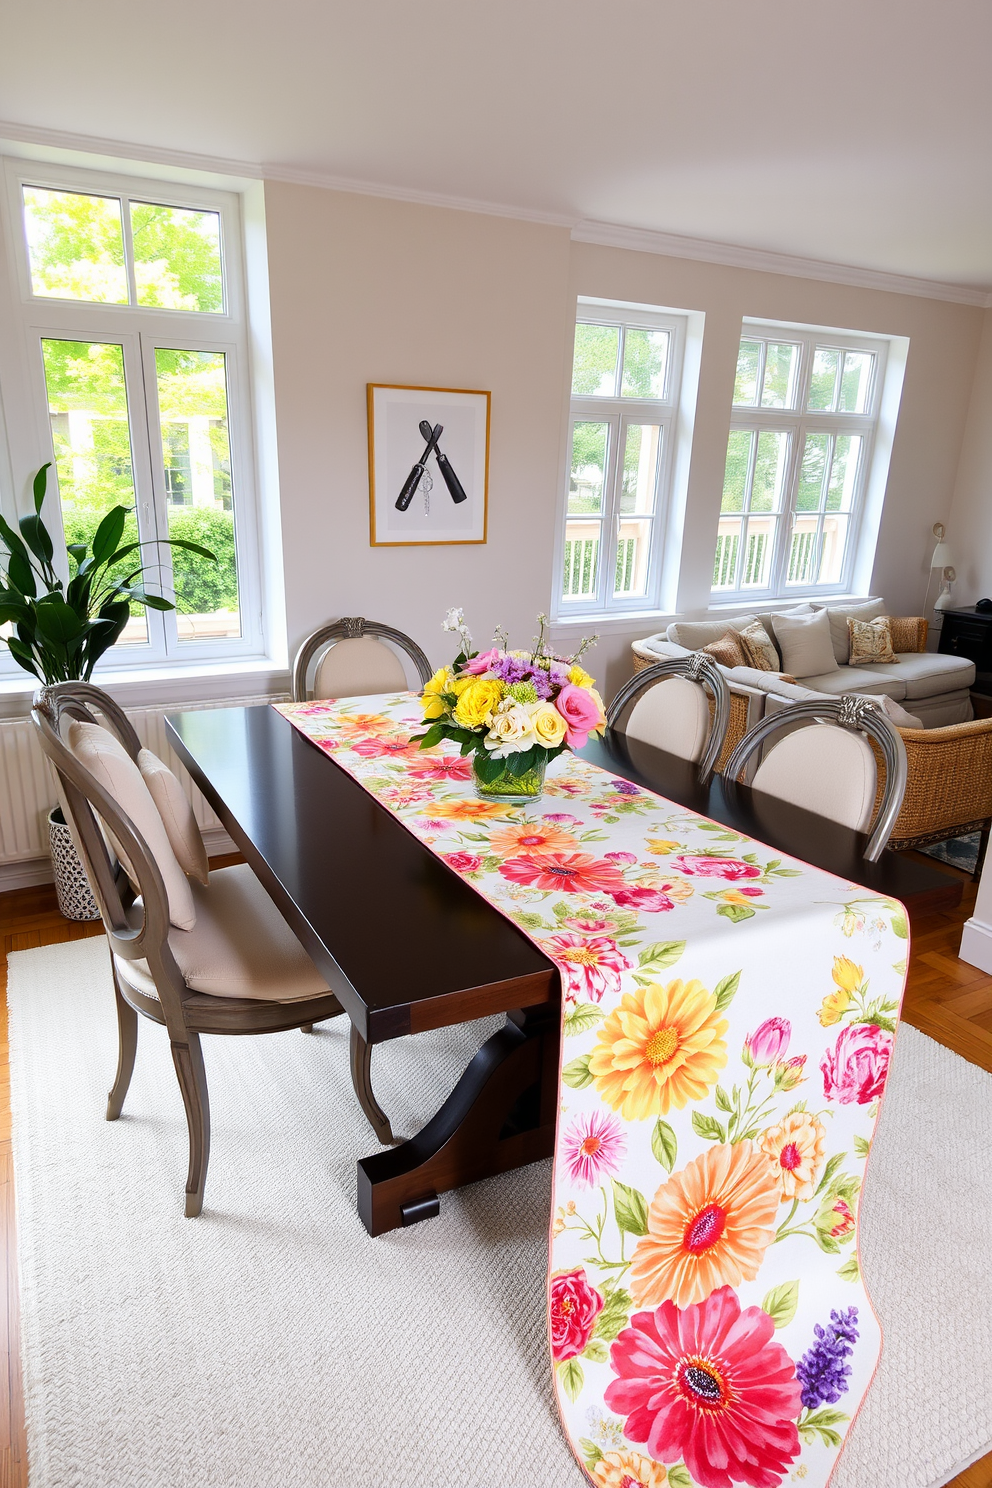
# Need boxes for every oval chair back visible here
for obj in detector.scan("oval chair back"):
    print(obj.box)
[606,653,731,786]
[721,695,908,863]
[292,617,432,702]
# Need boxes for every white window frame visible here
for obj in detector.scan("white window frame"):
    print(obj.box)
[711,320,890,606]
[553,299,688,621]
[0,156,265,675]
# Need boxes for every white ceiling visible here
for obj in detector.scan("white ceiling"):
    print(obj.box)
[2,0,991,292]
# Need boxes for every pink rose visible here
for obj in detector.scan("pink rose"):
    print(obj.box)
[461,647,500,675]
[745,1017,791,1065]
[442,851,483,873]
[611,886,675,913]
[605,851,638,865]
[671,855,762,880]
[554,683,605,748]
[550,1268,603,1361]
[821,1023,893,1104]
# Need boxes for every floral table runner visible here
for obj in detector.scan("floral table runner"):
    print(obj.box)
[275,693,908,1488]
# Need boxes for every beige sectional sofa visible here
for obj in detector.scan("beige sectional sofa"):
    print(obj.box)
[631,599,975,730]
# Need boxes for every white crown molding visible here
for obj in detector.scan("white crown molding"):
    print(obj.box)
[571,220,992,308]
[2,118,990,306]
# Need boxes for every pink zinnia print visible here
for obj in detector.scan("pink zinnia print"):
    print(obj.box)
[611,886,675,913]
[561,1109,627,1188]
[408,756,474,781]
[542,933,632,1003]
[499,852,626,895]
[605,1287,801,1488]
[350,735,420,760]
[671,855,763,880]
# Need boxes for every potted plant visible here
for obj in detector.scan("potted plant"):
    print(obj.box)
[414,609,604,803]
[0,463,216,916]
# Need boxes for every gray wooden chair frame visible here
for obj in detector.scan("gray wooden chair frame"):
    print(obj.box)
[31,681,394,1218]
[606,652,732,786]
[721,694,909,863]
[292,617,433,702]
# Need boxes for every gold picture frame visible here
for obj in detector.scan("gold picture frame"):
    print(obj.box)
[368,383,490,547]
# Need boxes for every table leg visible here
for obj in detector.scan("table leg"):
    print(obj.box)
[356,1002,559,1236]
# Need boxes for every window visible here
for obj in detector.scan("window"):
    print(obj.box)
[557,301,688,617]
[712,323,888,601]
[0,159,263,668]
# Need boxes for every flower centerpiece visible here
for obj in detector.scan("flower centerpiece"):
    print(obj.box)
[415,609,605,802]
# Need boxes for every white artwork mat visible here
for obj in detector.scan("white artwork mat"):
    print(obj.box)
[369,384,489,545]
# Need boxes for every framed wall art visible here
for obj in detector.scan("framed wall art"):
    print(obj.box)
[368,383,490,546]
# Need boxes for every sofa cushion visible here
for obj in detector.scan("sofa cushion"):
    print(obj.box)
[761,603,816,652]
[702,631,752,669]
[737,619,779,670]
[771,608,836,679]
[848,615,898,666]
[868,651,975,700]
[824,599,886,664]
[799,665,907,700]
[666,614,759,649]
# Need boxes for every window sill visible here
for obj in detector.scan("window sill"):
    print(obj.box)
[550,610,678,639]
[707,593,875,615]
[0,657,291,721]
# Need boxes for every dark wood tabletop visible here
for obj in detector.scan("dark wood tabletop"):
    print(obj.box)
[166,701,961,1235]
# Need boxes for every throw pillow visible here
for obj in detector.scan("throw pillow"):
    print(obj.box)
[138,749,210,885]
[701,631,751,669]
[848,616,898,666]
[735,619,780,671]
[769,608,837,679]
[825,599,886,664]
[888,615,927,654]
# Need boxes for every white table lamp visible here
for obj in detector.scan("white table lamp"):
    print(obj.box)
[929,523,956,612]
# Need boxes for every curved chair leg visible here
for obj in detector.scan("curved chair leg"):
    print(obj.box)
[106,967,138,1121]
[171,1035,211,1217]
[349,1025,395,1145]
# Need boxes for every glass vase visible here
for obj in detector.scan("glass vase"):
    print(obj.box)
[472,753,547,804]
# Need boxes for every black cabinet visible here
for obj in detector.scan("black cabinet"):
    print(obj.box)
[938,607,992,694]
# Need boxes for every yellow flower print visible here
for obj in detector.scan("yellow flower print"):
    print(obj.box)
[589,980,728,1120]
[832,956,864,993]
[817,989,851,1027]
[646,838,679,856]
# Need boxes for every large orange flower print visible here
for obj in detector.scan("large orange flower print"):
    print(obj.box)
[424,799,513,822]
[629,1142,780,1308]
[488,820,581,856]
[588,980,728,1121]
[499,852,626,894]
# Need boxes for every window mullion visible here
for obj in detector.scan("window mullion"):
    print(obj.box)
[120,195,139,307]
[601,411,623,610]
[122,335,168,662]
[771,421,802,596]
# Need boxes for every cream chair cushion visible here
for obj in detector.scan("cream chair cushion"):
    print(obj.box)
[115,864,330,1002]
[68,722,196,931]
[751,724,878,832]
[313,636,408,699]
[137,749,209,885]
[770,608,837,680]
[625,676,712,763]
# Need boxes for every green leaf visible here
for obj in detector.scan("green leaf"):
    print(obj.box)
[837,1256,860,1282]
[161,536,217,561]
[593,1286,632,1342]
[714,1084,733,1113]
[713,970,742,1010]
[716,902,755,923]
[564,1002,605,1036]
[3,541,36,599]
[666,1466,692,1488]
[556,1357,584,1402]
[815,1152,846,1195]
[853,1134,870,1158]
[578,1439,603,1470]
[636,940,685,971]
[91,506,129,566]
[18,512,54,568]
[691,1110,726,1141]
[761,1279,799,1328]
[32,595,84,644]
[5,637,40,678]
[611,1179,649,1237]
[651,1118,677,1172]
[32,462,50,515]
[132,591,173,612]
[890,910,908,939]
[418,724,445,751]
[562,1054,593,1089]
[582,1337,608,1363]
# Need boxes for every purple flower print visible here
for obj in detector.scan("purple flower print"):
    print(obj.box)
[796,1308,859,1410]
[609,779,641,795]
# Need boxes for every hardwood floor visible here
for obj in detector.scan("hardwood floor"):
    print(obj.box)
[0,861,990,1486]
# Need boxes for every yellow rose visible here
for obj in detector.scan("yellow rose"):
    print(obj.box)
[450,675,474,695]
[453,677,504,729]
[530,701,567,748]
[588,686,607,734]
[646,838,679,855]
[832,956,864,993]
[421,666,453,721]
[817,989,851,1027]
[568,664,595,688]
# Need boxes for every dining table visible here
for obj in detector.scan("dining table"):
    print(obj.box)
[165,700,961,1238]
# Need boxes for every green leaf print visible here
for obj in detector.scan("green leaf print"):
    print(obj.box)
[612,1179,650,1236]
[557,1357,584,1402]
[579,1439,603,1470]
[651,1118,678,1172]
[837,1256,861,1282]
[594,1286,633,1342]
[562,1054,594,1089]
[716,902,756,923]
[691,1111,726,1142]
[713,971,741,1011]
[667,1465,693,1488]
[761,1280,799,1328]
[798,1407,849,1448]
[564,1002,605,1037]
[853,1134,871,1158]
[637,941,686,973]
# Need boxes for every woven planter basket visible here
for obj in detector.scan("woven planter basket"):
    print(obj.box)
[48,807,101,922]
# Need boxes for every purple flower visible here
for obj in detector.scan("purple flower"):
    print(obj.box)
[610,779,641,795]
[796,1308,859,1410]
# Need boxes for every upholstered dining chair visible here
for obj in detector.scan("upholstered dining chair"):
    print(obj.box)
[721,695,908,863]
[606,652,731,786]
[292,617,433,702]
[32,681,395,1218]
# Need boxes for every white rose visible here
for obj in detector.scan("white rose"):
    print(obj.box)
[484,703,538,757]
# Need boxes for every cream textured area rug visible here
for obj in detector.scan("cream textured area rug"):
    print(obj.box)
[8,938,992,1488]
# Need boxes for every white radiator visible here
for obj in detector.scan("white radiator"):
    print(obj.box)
[0,694,287,888]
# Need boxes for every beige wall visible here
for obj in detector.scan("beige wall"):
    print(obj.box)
[262,179,985,699]
[948,307,992,604]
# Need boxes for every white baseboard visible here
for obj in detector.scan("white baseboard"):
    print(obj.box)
[0,827,238,894]
[958,915,992,974]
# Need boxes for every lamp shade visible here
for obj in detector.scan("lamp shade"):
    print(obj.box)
[931,541,954,568]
